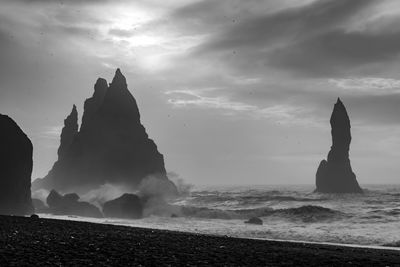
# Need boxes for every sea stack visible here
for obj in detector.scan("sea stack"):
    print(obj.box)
[315,98,362,193]
[0,115,33,215]
[33,69,177,195]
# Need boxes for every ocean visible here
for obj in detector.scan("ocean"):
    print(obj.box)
[40,184,400,247]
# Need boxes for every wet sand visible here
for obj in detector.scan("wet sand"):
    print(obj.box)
[0,215,399,266]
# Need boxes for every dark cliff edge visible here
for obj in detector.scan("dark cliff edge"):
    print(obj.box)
[0,114,33,215]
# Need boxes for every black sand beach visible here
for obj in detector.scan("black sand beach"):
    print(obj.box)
[0,215,399,266]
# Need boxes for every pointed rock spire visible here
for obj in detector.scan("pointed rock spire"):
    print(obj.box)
[110,68,127,88]
[100,68,140,121]
[315,98,362,193]
[57,105,78,159]
[330,98,351,151]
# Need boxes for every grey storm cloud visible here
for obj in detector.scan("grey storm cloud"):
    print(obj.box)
[163,0,400,77]
[268,30,400,77]
[195,0,375,51]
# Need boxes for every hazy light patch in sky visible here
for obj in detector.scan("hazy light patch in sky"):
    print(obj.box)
[329,78,400,94]
[97,4,208,72]
[166,89,317,126]
[166,89,256,112]
[255,105,317,126]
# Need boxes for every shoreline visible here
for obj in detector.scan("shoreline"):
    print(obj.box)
[38,213,400,251]
[1,215,400,266]
[251,237,400,252]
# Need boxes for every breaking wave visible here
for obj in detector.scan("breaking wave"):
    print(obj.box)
[186,191,328,208]
[368,208,400,217]
[180,205,344,222]
[39,184,400,247]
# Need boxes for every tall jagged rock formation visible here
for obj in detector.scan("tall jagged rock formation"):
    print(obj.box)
[315,98,362,193]
[0,114,33,215]
[58,105,78,160]
[33,69,176,195]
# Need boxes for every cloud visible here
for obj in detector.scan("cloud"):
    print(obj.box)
[166,89,315,125]
[162,0,400,78]
[108,28,136,37]
[329,77,400,94]
[268,30,400,77]
[166,89,255,112]
[196,0,374,52]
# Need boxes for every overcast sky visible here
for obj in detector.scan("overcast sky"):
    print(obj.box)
[1,0,400,185]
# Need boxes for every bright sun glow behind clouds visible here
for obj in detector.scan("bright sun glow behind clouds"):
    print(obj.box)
[95,1,205,72]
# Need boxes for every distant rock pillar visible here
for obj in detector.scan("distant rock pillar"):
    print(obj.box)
[315,98,362,193]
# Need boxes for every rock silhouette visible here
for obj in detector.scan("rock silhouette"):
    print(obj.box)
[0,114,33,215]
[33,69,176,195]
[103,193,143,219]
[57,105,78,160]
[46,190,103,218]
[315,98,362,193]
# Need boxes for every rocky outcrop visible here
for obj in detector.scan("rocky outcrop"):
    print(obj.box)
[315,98,362,193]
[0,114,33,215]
[30,214,39,219]
[33,69,176,195]
[57,105,78,160]
[46,190,103,218]
[103,193,143,219]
